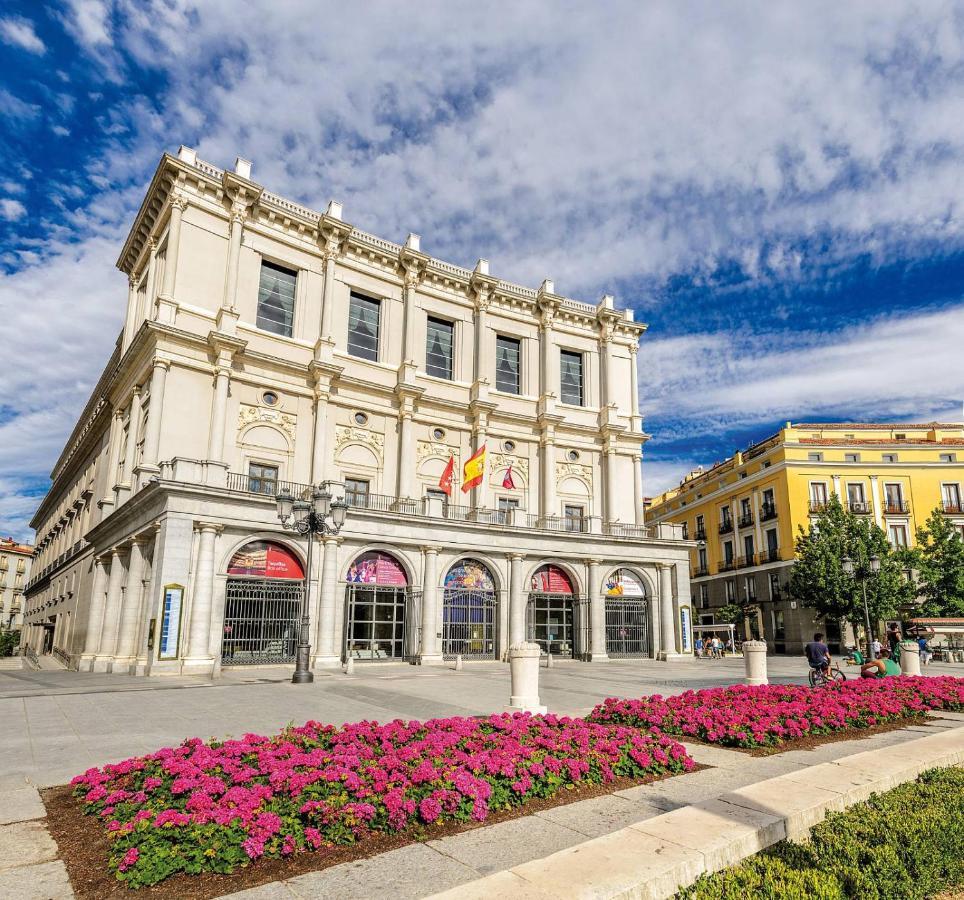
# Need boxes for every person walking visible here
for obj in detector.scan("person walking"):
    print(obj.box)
[918,635,932,666]
[886,624,902,654]
[871,637,882,657]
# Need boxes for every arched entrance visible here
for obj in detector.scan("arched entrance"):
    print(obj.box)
[527,565,587,658]
[604,568,649,658]
[222,541,304,666]
[344,551,414,661]
[442,559,497,660]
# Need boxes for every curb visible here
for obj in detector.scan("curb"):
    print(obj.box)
[425,726,964,900]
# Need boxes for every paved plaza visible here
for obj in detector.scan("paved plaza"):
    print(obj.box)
[0,656,960,787]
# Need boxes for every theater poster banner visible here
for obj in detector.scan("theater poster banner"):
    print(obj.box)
[444,559,495,592]
[346,551,408,586]
[227,541,304,579]
[531,565,574,594]
[605,569,645,597]
[159,584,183,660]
[680,605,692,653]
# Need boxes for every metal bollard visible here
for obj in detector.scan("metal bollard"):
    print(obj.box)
[506,641,547,714]
[742,640,768,686]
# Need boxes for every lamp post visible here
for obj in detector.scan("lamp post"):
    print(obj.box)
[842,552,881,660]
[276,482,348,684]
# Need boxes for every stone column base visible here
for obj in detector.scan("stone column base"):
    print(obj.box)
[587,652,610,662]
[91,656,114,673]
[180,657,216,677]
[77,654,97,673]
[311,655,342,669]
[507,702,547,715]
[657,651,686,661]
[111,657,137,675]
[418,654,445,666]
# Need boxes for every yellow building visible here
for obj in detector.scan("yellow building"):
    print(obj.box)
[647,422,964,654]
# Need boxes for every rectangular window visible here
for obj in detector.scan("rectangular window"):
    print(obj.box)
[942,483,962,512]
[766,528,778,554]
[940,453,956,463]
[810,482,828,508]
[256,261,297,337]
[769,571,781,598]
[344,478,371,508]
[497,496,520,524]
[720,506,731,527]
[347,293,381,361]
[247,462,278,496]
[698,547,707,570]
[808,452,823,462]
[425,317,454,379]
[882,453,898,463]
[773,610,786,640]
[559,350,584,406]
[745,577,756,600]
[564,504,585,532]
[725,580,735,602]
[888,524,908,548]
[845,452,860,463]
[743,534,754,559]
[681,522,689,539]
[723,540,734,564]
[847,482,865,506]
[495,336,521,394]
[884,482,904,512]
[699,583,709,608]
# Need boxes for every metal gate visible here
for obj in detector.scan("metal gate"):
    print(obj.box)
[221,578,301,665]
[605,597,649,658]
[527,594,590,659]
[442,589,496,660]
[343,585,420,662]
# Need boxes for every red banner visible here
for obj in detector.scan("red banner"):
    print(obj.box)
[227,541,304,579]
[346,551,408,586]
[531,564,574,595]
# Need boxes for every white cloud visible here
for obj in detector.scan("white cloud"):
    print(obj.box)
[0,198,26,221]
[51,125,71,137]
[0,16,45,54]
[0,88,40,122]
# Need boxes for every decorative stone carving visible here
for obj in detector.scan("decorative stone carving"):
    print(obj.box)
[490,453,529,481]
[238,403,297,440]
[335,425,385,458]
[417,440,459,465]
[556,461,593,488]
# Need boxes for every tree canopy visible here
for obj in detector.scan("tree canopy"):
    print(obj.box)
[906,507,964,617]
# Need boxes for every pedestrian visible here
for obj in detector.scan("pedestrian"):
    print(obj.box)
[871,637,882,657]
[694,636,704,659]
[725,637,735,655]
[886,624,901,654]
[712,636,722,659]
[918,636,932,666]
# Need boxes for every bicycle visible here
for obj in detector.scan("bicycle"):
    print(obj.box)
[809,663,847,687]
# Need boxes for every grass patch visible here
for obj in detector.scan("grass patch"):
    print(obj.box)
[679,766,964,899]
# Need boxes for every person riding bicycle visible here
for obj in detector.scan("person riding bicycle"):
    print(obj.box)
[805,632,831,678]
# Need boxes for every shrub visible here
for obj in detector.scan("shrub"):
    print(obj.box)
[588,676,964,748]
[680,767,964,899]
[71,713,694,888]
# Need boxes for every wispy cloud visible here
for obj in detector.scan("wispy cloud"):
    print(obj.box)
[0,199,26,222]
[0,16,46,55]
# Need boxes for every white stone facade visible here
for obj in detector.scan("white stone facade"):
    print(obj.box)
[23,148,693,676]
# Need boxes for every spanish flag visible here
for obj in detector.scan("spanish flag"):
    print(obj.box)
[461,444,486,493]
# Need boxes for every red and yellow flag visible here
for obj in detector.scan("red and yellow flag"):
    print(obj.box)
[438,455,455,496]
[461,444,486,493]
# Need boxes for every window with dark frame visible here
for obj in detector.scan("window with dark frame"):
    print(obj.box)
[347,293,381,361]
[344,478,371,508]
[497,496,520,524]
[256,261,297,337]
[495,335,521,394]
[247,462,278,496]
[563,503,585,531]
[559,350,584,406]
[425,317,454,379]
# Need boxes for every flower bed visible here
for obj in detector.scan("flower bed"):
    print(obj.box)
[71,714,694,888]
[587,676,964,749]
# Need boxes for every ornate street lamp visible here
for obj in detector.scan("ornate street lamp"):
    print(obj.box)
[276,483,348,684]
[842,552,881,660]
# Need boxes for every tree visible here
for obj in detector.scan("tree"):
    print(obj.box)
[790,494,913,643]
[906,507,964,617]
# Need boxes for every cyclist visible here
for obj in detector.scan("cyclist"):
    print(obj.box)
[805,632,831,679]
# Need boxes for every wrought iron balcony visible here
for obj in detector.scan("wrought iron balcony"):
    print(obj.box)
[884,501,910,515]
[736,555,753,568]
[943,501,963,514]
[738,512,754,528]
[719,558,736,572]
[718,519,733,535]
[761,503,778,521]
[758,548,781,564]
[808,501,828,514]
[694,526,706,541]
[848,501,872,515]
[693,565,709,578]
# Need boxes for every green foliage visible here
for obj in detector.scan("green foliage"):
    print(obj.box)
[0,630,20,657]
[680,766,964,899]
[790,494,913,634]
[906,506,964,617]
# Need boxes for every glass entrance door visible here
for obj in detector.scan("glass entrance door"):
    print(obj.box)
[344,584,408,660]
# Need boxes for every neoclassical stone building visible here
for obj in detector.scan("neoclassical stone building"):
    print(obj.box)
[22,148,692,676]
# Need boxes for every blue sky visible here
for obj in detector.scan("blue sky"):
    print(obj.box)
[1,1,963,540]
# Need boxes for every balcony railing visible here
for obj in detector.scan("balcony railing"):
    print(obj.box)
[694,526,706,541]
[758,548,781,564]
[760,503,778,521]
[738,513,754,528]
[942,501,963,514]
[693,565,709,578]
[884,502,910,515]
[719,558,736,572]
[736,555,753,568]
[222,473,674,543]
[718,520,733,535]
[848,501,872,515]
[808,501,828,514]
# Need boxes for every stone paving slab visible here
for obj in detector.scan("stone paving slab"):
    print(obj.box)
[533,794,669,839]
[0,820,58,872]
[0,860,73,899]
[0,786,46,824]
[722,778,846,841]
[220,882,300,899]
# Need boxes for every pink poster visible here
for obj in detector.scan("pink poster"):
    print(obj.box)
[530,564,574,594]
[227,541,304,579]
[346,552,408,586]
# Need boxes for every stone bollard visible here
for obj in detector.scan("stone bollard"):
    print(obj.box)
[742,640,768,686]
[899,640,921,676]
[455,655,463,671]
[546,652,553,669]
[506,641,547,715]
[344,656,354,675]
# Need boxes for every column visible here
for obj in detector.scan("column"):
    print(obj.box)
[508,553,526,647]
[752,489,763,554]
[115,387,142,505]
[473,294,488,385]
[540,433,556,520]
[184,524,219,670]
[94,548,126,671]
[587,558,608,660]
[156,195,185,325]
[311,390,330,485]
[144,238,159,317]
[81,557,108,667]
[222,207,244,313]
[137,359,170,485]
[399,255,422,382]
[633,455,645,525]
[869,475,882,527]
[314,536,341,665]
[658,563,679,659]
[419,547,443,663]
[396,408,415,499]
[122,275,139,351]
[605,449,618,523]
[206,366,230,469]
[629,342,642,431]
[315,247,338,360]
[832,474,841,501]
[101,408,125,509]
[114,537,147,668]
[471,421,488,510]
